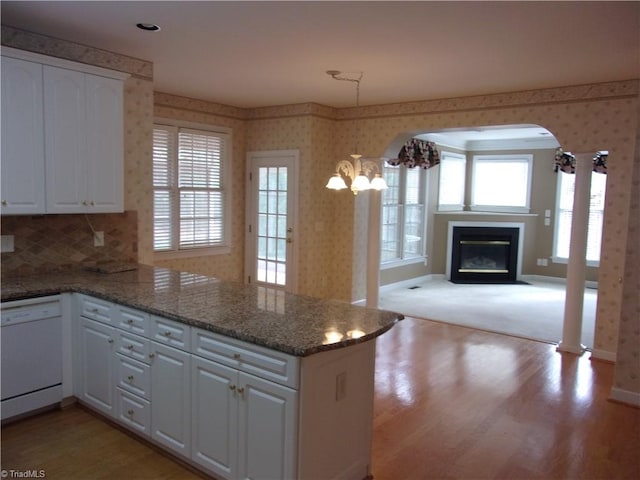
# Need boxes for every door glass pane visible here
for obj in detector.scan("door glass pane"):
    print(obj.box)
[256,166,288,286]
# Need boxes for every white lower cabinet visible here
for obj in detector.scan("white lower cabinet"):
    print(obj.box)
[192,356,238,478]
[70,294,384,480]
[78,317,115,417]
[237,372,298,480]
[150,341,191,458]
[191,356,298,480]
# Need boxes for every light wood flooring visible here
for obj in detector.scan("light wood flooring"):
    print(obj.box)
[2,317,639,479]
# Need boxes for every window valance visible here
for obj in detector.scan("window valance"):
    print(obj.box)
[554,148,608,174]
[387,138,440,169]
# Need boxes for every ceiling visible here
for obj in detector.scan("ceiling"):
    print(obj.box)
[2,1,639,110]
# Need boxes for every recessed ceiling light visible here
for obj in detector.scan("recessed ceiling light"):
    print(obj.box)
[136,23,160,32]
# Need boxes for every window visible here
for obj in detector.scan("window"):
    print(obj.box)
[553,171,606,265]
[470,154,533,213]
[381,165,426,265]
[153,123,230,257]
[438,151,466,211]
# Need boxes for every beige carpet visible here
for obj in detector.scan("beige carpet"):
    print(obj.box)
[379,277,597,348]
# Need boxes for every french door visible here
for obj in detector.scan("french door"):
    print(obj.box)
[245,150,298,292]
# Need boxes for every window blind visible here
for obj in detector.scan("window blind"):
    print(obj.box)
[153,125,227,252]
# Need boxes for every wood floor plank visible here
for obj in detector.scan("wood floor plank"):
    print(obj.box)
[2,316,639,479]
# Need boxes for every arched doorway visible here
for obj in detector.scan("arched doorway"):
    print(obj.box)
[376,124,603,349]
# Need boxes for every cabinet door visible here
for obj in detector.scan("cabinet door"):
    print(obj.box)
[191,356,238,479]
[85,74,123,212]
[1,56,46,214]
[151,342,191,457]
[44,66,88,213]
[237,373,298,480]
[79,317,115,416]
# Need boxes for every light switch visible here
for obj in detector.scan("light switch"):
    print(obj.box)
[1,235,15,253]
[544,218,551,226]
[545,209,551,218]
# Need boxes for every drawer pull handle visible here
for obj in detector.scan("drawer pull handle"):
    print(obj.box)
[127,319,134,325]
[127,409,134,416]
[163,331,172,337]
[107,338,114,344]
[126,345,134,350]
[229,385,236,391]
[149,353,155,359]
[127,375,134,381]
[233,353,241,360]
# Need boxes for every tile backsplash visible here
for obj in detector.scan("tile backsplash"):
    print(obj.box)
[1,211,138,277]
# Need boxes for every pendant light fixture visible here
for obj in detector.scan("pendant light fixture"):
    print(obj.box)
[325,71,387,195]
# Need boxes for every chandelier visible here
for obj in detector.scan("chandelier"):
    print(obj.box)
[325,71,388,195]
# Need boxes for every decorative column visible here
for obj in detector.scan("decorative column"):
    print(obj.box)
[557,152,593,354]
[366,190,382,308]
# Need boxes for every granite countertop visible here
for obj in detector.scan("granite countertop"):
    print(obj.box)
[1,265,403,357]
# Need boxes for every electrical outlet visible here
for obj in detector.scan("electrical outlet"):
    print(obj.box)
[1,235,15,253]
[94,231,105,247]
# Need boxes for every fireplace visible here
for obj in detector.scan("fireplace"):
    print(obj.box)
[450,226,520,284]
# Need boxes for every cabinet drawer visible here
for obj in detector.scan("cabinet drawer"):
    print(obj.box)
[192,329,299,389]
[115,354,151,400]
[150,316,191,351]
[78,294,112,324]
[116,387,150,437]
[115,330,151,364]
[113,306,149,337]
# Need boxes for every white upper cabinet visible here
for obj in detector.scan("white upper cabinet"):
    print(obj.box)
[1,57,46,214]
[44,66,87,213]
[85,74,124,212]
[1,48,128,215]
[44,66,124,213]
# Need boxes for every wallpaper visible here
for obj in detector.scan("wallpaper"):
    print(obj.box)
[1,26,638,398]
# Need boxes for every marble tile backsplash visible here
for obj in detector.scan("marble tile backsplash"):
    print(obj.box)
[1,211,138,277]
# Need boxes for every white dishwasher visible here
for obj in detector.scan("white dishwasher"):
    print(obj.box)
[1,296,63,420]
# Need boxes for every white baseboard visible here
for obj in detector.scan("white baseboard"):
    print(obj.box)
[590,349,617,362]
[521,274,598,289]
[379,275,436,295]
[610,387,640,407]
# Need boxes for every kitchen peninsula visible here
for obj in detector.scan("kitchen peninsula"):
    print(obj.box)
[1,264,402,480]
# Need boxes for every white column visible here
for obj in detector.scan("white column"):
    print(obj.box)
[366,191,382,308]
[557,153,593,355]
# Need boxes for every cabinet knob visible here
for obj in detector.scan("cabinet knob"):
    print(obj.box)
[229,384,236,391]
[233,353,241,360]
[127,319,134,325]
[90,201,95,206]
[149,352,155,359]
[82,200,88,206]
[89,308,99,313]
[107,338,114,344]
[127,375,134,381]
[163,331,172,337]
[1,200,7,206]
[237,387,245,397]
[126,344,134,350]
[127,409,134,416]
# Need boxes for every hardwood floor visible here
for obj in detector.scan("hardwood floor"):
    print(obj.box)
[2,317,639,479]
